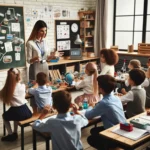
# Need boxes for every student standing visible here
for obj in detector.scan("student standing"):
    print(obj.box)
[32,91,88,150]
[26,20,58,80]
[0,68,32,141]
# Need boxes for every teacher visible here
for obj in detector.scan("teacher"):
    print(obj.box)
[26,20,55,80]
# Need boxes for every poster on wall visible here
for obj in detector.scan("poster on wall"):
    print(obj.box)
[57,24,70,39]
[53,6,61,18]
[61,8,70,18]
[57,40,70,51]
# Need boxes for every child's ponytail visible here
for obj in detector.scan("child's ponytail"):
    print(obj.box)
[0,68,20,105]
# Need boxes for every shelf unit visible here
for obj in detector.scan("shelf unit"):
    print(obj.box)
[48,56,99,79]
[78,11,95,56]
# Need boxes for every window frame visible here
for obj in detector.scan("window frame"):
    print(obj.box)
[113,0,148,51]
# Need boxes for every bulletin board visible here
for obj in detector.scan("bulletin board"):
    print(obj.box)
[55,20,80,56]
[0,5,25,70]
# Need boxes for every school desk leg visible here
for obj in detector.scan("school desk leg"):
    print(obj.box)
[46,139,50,150]
[33,129,37,150]
[21,126,24,150]
[3,103,6,136]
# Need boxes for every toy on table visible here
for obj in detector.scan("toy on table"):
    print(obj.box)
[50,57,59,62]
[65,73,74,86]
[130,119,148,129]
[120,123,133,132]
[27,80,36,88]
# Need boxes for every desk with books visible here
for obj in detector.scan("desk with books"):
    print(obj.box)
[100,112,150,150]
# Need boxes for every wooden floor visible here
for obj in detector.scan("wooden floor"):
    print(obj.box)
[0,91,97,150]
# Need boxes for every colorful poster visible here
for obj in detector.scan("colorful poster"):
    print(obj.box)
[57,25,70,39]
[57,40,70,51]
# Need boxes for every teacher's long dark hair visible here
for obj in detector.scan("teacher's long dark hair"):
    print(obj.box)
[27,20,47,43]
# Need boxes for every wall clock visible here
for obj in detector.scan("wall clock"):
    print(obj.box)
[71,23,78,33]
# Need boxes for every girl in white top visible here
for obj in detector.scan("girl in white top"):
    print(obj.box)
[0,68,32,142]
[99,49,119,77]
[74,62,99,105]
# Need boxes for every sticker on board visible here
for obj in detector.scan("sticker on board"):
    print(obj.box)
[3,55,12,63]
[14,46,21,52]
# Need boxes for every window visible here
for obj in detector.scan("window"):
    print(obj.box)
[113,0,149,50]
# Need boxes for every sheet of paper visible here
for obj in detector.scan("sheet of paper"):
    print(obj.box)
[15,46,21,52]
[4,42,13,52]
[57,25,70,39]
[57,40,70,51]
[15,53,20,61]
[11,23,20,32]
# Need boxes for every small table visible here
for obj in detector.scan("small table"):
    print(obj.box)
[100,112,150,150]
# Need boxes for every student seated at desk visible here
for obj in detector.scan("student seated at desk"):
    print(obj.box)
[121,59,149,94]
[28,72,52,115]
[32,91,88,150]
[0,68,32,142]
[83,75,126,150]
[74,62,99,105]
[120,69,146,118]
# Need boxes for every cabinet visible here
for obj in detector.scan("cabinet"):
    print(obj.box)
[48,57,99,80]
[78,11,95,56]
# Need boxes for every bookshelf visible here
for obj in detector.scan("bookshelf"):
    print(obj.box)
[78,11,95,56]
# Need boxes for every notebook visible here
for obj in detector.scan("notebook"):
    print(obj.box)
[112,126,149,141]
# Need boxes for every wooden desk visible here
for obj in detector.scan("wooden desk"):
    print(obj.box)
[100,112,150,150]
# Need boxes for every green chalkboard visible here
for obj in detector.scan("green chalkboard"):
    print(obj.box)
[0,5,25,70]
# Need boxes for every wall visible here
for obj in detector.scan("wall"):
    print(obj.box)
[106,0,114,48]
[0,0,96,88]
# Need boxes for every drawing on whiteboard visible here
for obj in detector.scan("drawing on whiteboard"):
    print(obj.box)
[57,40,70,51]
[57,25,70,39]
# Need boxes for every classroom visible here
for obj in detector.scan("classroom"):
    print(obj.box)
[1,0,150,150]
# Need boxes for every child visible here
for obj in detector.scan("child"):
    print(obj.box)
[32,91,88,150]
[82,75,126,150]
[74,62,99,105]
[144,58,150,108]
[120,69,146,118]
[121,59,148,94]
[28,72,52,114]
[99,49,119,77]
[128,59,141,70]
[0,68,32,141]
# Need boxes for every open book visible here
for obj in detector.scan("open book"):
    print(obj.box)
[112,126,149,140]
